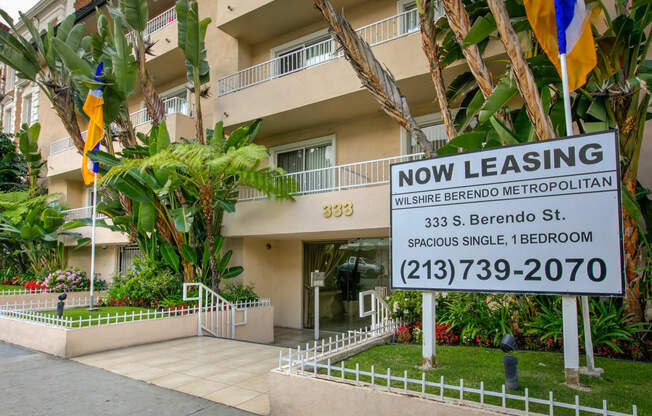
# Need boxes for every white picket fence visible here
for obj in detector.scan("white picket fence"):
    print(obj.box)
[0,298,270,329]
[0,287,93,297]
[278,352,637,416]
[0,296,97,311]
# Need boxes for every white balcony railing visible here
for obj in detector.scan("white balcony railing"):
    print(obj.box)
[63,207,108,222]
[144,6,177,37]
[237,152,425,201]
[218,7,444,96]
[130,96,191,127]
[49,131,87,155]
[127,6,177,41]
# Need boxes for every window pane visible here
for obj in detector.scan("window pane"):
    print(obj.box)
[411,123,448,153]
[277,149,304,173]
[277,46,304,75]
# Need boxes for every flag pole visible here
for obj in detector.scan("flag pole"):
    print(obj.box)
[559,53,601,378]
[88,170,98,311]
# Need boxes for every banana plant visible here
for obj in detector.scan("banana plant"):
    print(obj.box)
[97,119,294,289]
[176,0,211,144]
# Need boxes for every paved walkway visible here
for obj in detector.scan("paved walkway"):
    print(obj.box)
[0,341,253,416]
[74,337,285,415]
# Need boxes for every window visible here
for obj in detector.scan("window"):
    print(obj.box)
[398,0,419,34]
[5,67,14,93]
[86,187,105,207]
[3,106,13,133]
[272,30,335,76]
[162,88,189,116]
[402,113,451,154]
[273,136,335,193]
[22,93,32,126]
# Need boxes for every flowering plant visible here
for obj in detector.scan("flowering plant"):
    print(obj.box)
[395,326,412,344]
[43,268,93,292]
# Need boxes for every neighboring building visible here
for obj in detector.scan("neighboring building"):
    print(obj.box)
[8,0,652,332]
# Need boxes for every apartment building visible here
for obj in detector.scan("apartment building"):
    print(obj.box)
[5,0,652,333]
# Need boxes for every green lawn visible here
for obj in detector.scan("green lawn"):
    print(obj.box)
[337,344,651,415]
[41,306,153,327]
[0,284,24,292]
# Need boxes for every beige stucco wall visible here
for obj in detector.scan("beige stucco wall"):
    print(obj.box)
[0,318,68,357]
[65,314,197,357]
[229,238,303,329]
[246,0,397,68]
[269,371,512,416]
[254,112,402,167]
[67,245,121,283]
[224,185,390,239]
[47,178,85,207]
[233,306,275,343]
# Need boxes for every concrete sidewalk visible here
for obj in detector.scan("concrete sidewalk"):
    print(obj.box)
[0,341,254,416]
[73,337,284,415]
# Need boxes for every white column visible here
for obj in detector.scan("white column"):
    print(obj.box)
[422,292,436,369]
[562,296,580,385]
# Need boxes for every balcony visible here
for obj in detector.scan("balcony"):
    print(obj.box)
[218,9,426,96]
[217,0,367,44]
[223,153,423,239]
[128,6,180,64]
[62,207,128,246]
[47,97,191,177]
[214,8,470,136]
[63,207,107,222]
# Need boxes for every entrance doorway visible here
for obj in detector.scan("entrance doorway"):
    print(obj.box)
[303,238,390,332]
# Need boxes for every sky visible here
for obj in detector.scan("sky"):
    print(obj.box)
[0,0,41,22]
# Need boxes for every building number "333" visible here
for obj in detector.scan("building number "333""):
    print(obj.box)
[323,202,353,218]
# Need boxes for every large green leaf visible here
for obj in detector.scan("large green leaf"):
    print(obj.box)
[120,0,149,32]
[170,206,195,232]
[222,266,243,280]
[489,116,519,145]
[137,202,156,234]
[180,243,197,264]
[52,38,92,76]
[448,131,485,151]
[113,177,154,203]
[463,14,496,48]
[478,78,518,123]
[111,19,137,98]
[160,241,180,271]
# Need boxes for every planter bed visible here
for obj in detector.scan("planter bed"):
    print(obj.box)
[0,304,275,357]
[330,344,651,415]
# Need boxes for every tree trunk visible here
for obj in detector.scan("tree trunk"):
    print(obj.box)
[441,0,513,130]
[418,5,456,140]
[623,179,643,321]
[486,0,555,141]
[200,186,218,290]
[313,0,434,156]
[193,69,205,144]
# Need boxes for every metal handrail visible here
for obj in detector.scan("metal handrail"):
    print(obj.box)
[237,152,425,201]
[62,207,108,221]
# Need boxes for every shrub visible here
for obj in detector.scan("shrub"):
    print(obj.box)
[220,281,259,303]
[388,290,423,326]
[41,267,106,292]
[395,326,411,344]
[103,262,182,307]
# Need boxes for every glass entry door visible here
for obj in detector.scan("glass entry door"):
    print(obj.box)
[303,238,390,332]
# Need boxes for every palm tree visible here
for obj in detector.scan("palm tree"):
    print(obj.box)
[100,121,293,289]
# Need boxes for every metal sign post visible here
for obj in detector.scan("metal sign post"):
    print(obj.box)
[422,292,436,369]
[311,271,325,340]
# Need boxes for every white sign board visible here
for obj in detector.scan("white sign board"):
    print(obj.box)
[390,131,624,296]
